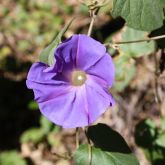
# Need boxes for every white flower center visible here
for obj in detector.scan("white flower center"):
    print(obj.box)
[71,70,87,86]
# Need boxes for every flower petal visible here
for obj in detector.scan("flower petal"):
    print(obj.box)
[27,62,57,84]
[85,77,115,123]
[86,53,115,87]
[54,36,78,73]
[75,35,106,70]
[26,62,70,102]
[39,88,89,128]
[55,34,106,71]
[26,80,71,103]
[26,34,115,128]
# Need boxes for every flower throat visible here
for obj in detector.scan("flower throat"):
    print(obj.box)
[71,70,87,86]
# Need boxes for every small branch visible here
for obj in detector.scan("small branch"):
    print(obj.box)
[105,34,165,47]
[87,7,98,36]
[87,1,100,37]
[87,14,96,36]
[76,127,79,149]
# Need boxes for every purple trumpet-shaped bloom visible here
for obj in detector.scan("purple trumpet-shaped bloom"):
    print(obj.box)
[26,34,115,128]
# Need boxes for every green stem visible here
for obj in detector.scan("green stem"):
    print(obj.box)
[76,127,79,149]
[84,127,92,165]
[85,5,98,165]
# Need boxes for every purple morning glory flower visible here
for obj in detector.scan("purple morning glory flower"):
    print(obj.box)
[26,34,115,128]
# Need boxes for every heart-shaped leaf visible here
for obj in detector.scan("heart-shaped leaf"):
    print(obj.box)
[74,144,139,165]
[87,123,131,153]
[112,0,164,31]
[74,124,139,165]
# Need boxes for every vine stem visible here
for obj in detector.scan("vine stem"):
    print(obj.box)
[76,127,79,149]
[86,5,99,165]
[84,127,92,165]
[87,13,96,36]
[105,34,165,47]
[87,6,99,37]
[88,141,92,165]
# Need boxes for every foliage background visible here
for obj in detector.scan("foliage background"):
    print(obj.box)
[0,0,165,164]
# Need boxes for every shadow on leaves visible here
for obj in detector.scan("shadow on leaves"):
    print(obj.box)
[87,123,131,154]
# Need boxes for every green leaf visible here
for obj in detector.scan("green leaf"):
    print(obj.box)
[0,151,27,165]
[47,132,60,147]
[20,128,44,144]
[87,123,131,153]
[120,27,155,57]
[112,0,165,31]
[28,101,38,110]
[113,27,156,91]
[135,119,156,148]
[155,132,165,147]
[40,116,53,134]
[142,147,165,164]
[47,126,61,146]
[114,53,136,91]
[155,116,165,148]
[135,119,165,163]
[74,144,139,165]
[161,115,165,131]
[39,17,75,65]
[74,124,140,165]
[159,0,165,6]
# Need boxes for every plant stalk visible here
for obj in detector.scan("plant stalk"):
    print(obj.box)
[105,34,165,47]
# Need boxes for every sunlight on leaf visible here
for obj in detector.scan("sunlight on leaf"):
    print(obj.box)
[112,0,164,31]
